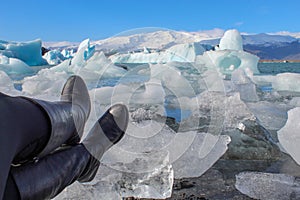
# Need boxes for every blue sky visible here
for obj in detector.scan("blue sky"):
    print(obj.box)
[1,0,300,42]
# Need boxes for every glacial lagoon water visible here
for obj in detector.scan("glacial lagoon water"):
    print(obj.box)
[257,62,300,93]
[258,62,300,75]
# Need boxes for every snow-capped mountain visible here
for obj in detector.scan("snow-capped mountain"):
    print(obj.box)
[243,33,297,45]
[43,29,300,60]
[200,33,298,46]
[43,41,80,50]
[273,31,300,39]
[91,29,224,53]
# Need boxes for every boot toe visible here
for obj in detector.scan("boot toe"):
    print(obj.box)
[81,104,129,161]
[109,104,129,132]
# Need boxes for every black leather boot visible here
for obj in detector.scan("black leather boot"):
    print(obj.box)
[10,104,129,200]
[60,75,91,145]
[14,75,91,163]
[82,103,129,164]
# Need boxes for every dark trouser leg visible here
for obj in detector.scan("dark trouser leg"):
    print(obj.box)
[0,92,50,200]
[7,104,129,200]
[3,173,21,200]
[9,145,99,200]
[0,75,91,199]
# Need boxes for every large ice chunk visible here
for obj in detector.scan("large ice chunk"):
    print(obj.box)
[22,48,126,97]
[254,73,300,93]
[0,54,34,75]
[204,49,260,75]
[177,91,254,131]
[247,101,290,131]
[91,79,165,106]
[43,49,66,65]
[289,97,300,107]
[51,50,126,78]
[0,71,20,95]
[101,151,173,199]
[235,172,300,199]
[21,68,69,99]
[166,42,206,62]
[273,73,300,92]
[102,118,230,179]
[150,63,197,98]
[55,151,173,200]
[110,42,206,63]
[201,29,259,75]
[231,68,259,102]
[80,51,126,79]
[172,132,231,178]
[54,182,121,200]
[219,29,243,51]
[71,39,95,67]
[61,49,74,59]
[0,39,47,66]
[278,107,300,165]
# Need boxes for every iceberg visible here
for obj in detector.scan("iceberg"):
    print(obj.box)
[171,132,231,178]
[223,93,256,129]
[110,42,206,63]
[0,54,34,75]
[273,73,300,93]
[177,91,254,131]
[0,39,47,66]
[219,29,243,51]
[253,73,300,93]
[61,49,74,59]
[0,71,20,95]
[21,68,69,99]
[21,40,127,98]
[203,29,260,75]
[204,47,260,75]
[50,41,126,78]
[82,52,126,78]
[289,97,300,107]
[278,107,300,165]
[43,49,66,65]
[231,68,259,102]
[247,101,290,131]
[71,39,95,67]
[200,69,226,92]
[165,42,206,62]
[150,63,198,98]
[90,78,165,107]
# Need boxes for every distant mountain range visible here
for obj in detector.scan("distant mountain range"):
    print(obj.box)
[43,29,300,60]
[200,33,300,60]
